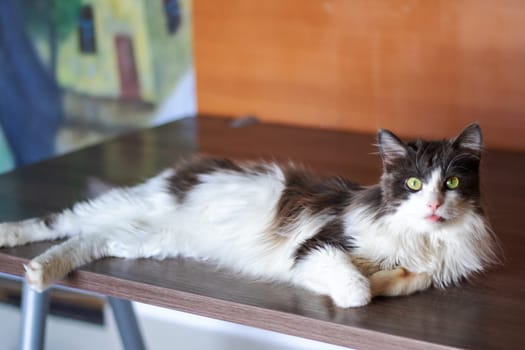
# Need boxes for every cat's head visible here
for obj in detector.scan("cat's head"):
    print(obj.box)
[377,124,483,231]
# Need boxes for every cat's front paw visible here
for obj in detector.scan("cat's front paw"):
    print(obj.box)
[24,261,51,292]
[369,267,432,297]
[331,275,371,308]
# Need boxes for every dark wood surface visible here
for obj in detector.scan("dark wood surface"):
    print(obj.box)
[1,116,524,349]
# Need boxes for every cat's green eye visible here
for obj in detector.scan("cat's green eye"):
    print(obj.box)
[406,177,422,191]
[446,176,460,190]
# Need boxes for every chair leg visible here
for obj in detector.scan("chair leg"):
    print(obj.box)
[108,297,146,350]
[19,282,50,350]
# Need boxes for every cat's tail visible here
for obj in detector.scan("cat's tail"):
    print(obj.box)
[1,206,147,291]
[0,214,73,248]
[1,170,175,292]
[0,212,108,291]
[0,176,115,249]
[0,213,87,291]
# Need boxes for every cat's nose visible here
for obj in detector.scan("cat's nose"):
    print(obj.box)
[427,200,442,212]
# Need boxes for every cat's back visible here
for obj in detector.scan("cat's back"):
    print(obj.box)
[162,157,362,235]
[164,158,287,234]
[167,157,361,220]
[168,157,284,203]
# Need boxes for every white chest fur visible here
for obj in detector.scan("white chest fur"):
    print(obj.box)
[345,207,495,287]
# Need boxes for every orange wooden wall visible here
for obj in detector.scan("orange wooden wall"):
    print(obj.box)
[193,0,525,151]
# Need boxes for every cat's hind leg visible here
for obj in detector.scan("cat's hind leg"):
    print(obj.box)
[24,226,153,292]
[24,233,110,292]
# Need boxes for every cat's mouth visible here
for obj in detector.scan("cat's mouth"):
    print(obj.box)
[426,214,445,223]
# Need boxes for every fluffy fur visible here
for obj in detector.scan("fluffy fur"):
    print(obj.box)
[0,124,499,307]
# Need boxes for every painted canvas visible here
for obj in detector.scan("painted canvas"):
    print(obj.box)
[0,0,195,173]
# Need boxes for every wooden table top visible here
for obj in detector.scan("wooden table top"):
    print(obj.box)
[0,116,524,349]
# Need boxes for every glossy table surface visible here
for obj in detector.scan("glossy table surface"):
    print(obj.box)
[0,116,524,349]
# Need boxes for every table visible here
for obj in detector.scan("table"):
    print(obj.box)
[1,116,524,349]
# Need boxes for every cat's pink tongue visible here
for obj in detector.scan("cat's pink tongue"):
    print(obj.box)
[427,214,442,223]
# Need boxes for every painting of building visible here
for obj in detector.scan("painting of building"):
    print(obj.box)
[0,0,194,173]
[57,0,191,103]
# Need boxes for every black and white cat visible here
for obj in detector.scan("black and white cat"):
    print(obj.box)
[0,124,499,307]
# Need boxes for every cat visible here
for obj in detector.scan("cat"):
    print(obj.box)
[0,123,499,308]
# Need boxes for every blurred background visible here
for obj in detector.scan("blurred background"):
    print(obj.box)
[2,1,524,176]
[193,1,524,152]
[0,0,194,173]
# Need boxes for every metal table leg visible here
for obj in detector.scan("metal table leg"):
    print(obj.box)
[19,282,50,350]
[108,296,146,350]
[13,273,145,350]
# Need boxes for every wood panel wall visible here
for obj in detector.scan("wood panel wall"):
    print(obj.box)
[193,0,525,151]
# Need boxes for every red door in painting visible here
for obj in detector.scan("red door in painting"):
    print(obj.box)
[115,35,140,100]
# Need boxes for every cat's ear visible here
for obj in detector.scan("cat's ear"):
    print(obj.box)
[452,123,483,155]
[378,129,408,164]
